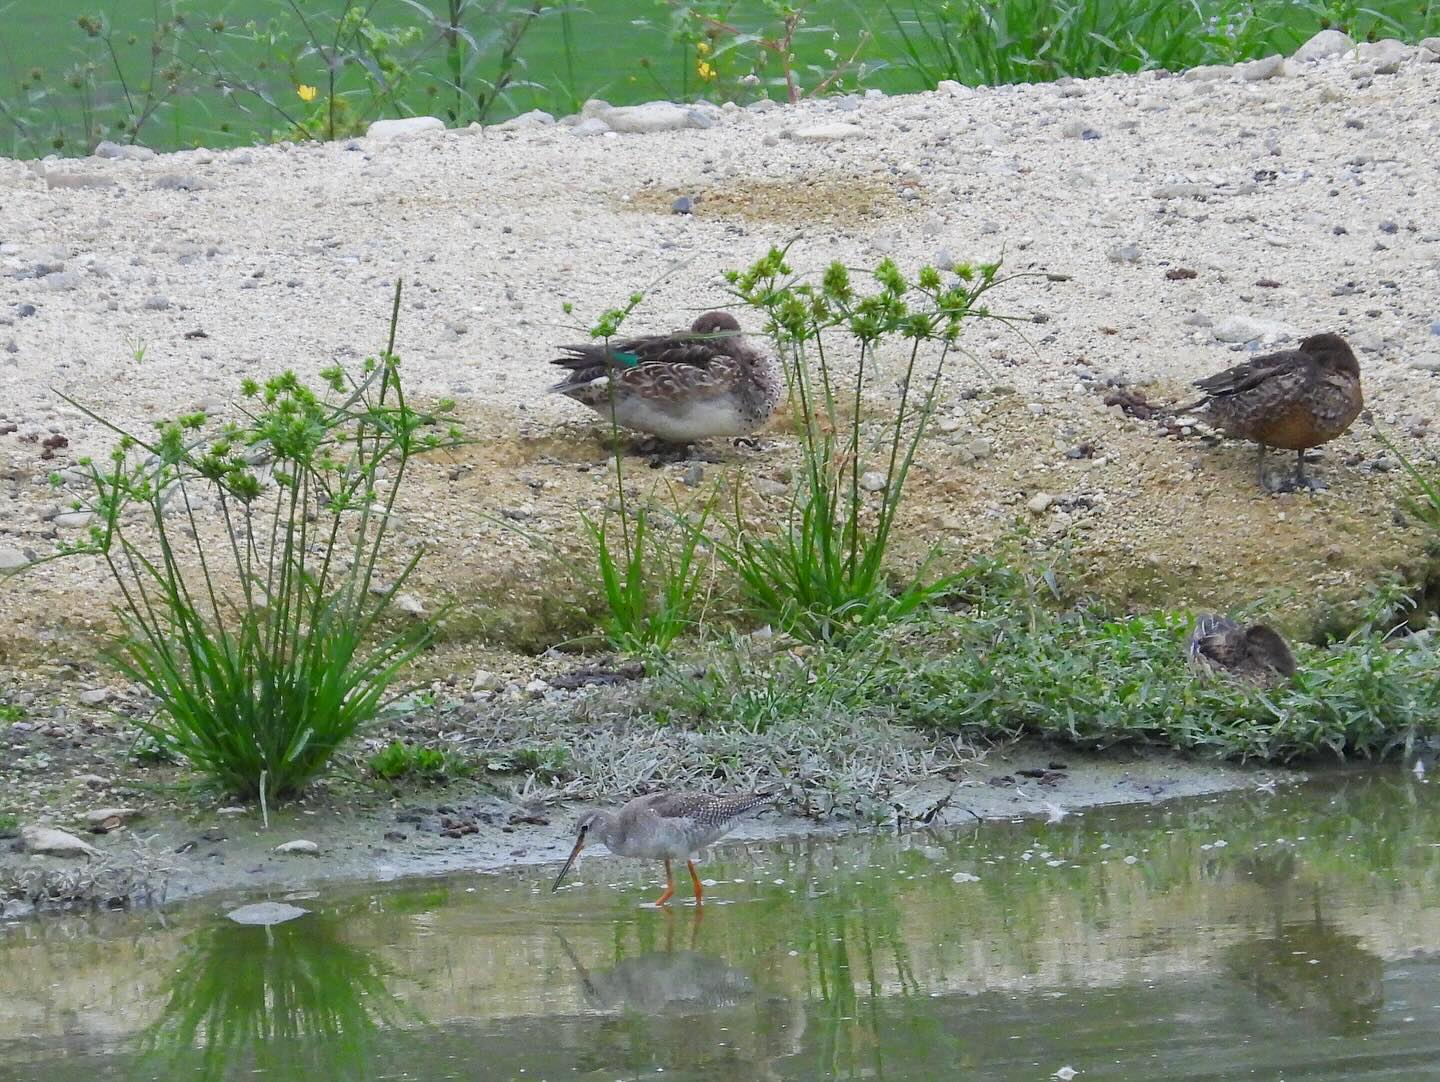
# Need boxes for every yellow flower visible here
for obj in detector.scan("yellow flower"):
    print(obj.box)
[697,60,715,81]
[695,40,710,56]
[297,84,317,102]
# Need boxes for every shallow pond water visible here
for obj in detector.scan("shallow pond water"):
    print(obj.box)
[4,771,1440,1081]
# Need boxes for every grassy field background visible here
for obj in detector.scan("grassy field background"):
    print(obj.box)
[3,1,1438,155]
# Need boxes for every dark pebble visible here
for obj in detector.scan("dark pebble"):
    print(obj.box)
[1379,221,1399,234]
[672,195,696,214]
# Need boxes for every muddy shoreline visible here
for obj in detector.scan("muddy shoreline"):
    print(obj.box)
[1,739,1289,916]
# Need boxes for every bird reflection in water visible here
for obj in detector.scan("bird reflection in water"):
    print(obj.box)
[555,911,803,1078]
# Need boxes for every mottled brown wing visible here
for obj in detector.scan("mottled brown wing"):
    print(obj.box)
[1193,349,1313,399]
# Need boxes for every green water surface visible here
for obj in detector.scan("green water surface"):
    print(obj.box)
[4,772,1440,1080]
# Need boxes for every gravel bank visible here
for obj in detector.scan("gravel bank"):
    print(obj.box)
[2,35,1436,911]
[3,39,1438,660]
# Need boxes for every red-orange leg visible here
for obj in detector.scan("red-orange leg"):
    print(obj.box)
[688,859,704,904]
[653,859,676,906]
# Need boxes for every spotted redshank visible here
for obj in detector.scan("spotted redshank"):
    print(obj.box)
[551,791,775,906]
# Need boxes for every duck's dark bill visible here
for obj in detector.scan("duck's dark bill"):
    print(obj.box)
[551,837,585,892]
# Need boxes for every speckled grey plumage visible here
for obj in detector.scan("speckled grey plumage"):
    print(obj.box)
[551,789,776,902]
[548,311,782,442]
[582,790,775,861]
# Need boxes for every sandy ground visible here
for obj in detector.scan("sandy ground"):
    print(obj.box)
[2,43,1439,661]
[1,43,1438,909]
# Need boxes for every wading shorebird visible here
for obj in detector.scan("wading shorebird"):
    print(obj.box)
[1188,613,1298,686]
[551,791,775,906]
[547,311,782,443]
[1180,332,1363,491]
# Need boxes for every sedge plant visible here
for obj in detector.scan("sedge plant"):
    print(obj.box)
[714,246,1006,642]
[570,293,721,653]
[50,283,461,802]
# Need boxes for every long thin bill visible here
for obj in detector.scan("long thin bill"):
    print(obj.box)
[552,837,585,892]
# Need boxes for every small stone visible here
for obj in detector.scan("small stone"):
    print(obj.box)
[153,174,211,191]
[77,688,110,706]
[1378,220,1399,234]
[93,140,156,161]
[859,471,887,493]
[1407,357,1440,373]
[20,825,100,858]
[1107,245,1141,264]
[755,478,787,498]
[524,678,550,694]
[597,101,710,134]
[0,547,27,572]
[969,438,993,460]
[394,592,425,616]
[76,774,108,789]
[366,116,445,140]
[1293,28,1354,62]
[493,109,555,131]
[792,122,864,142]
[1212,315,1297,344]
[1355,39,1412,74]
[43,271,82,292]
[471,669,502,692]
[1027,493,1054,514]
[936,417,962,433]
[227,901,309,926]
[672,195,696,215]
[682,462,704,486]
[52,511,95,528]
[83,807,138,834]
[1236,54,1285,81]
[44,172,116,190]
[952,871,981,883]
[1182,64,1229,82]
[569,117,611,137]
[273,839,320,855]
[142,295,170,311]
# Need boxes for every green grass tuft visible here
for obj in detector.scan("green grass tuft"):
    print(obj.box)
[46,283,462,802]
[713,247,1009,642]
[367,740,468,782]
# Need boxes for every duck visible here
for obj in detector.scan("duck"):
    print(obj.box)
[1187,613,1297,685]
[1180,332,1363,491]
[547,311,782,443]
